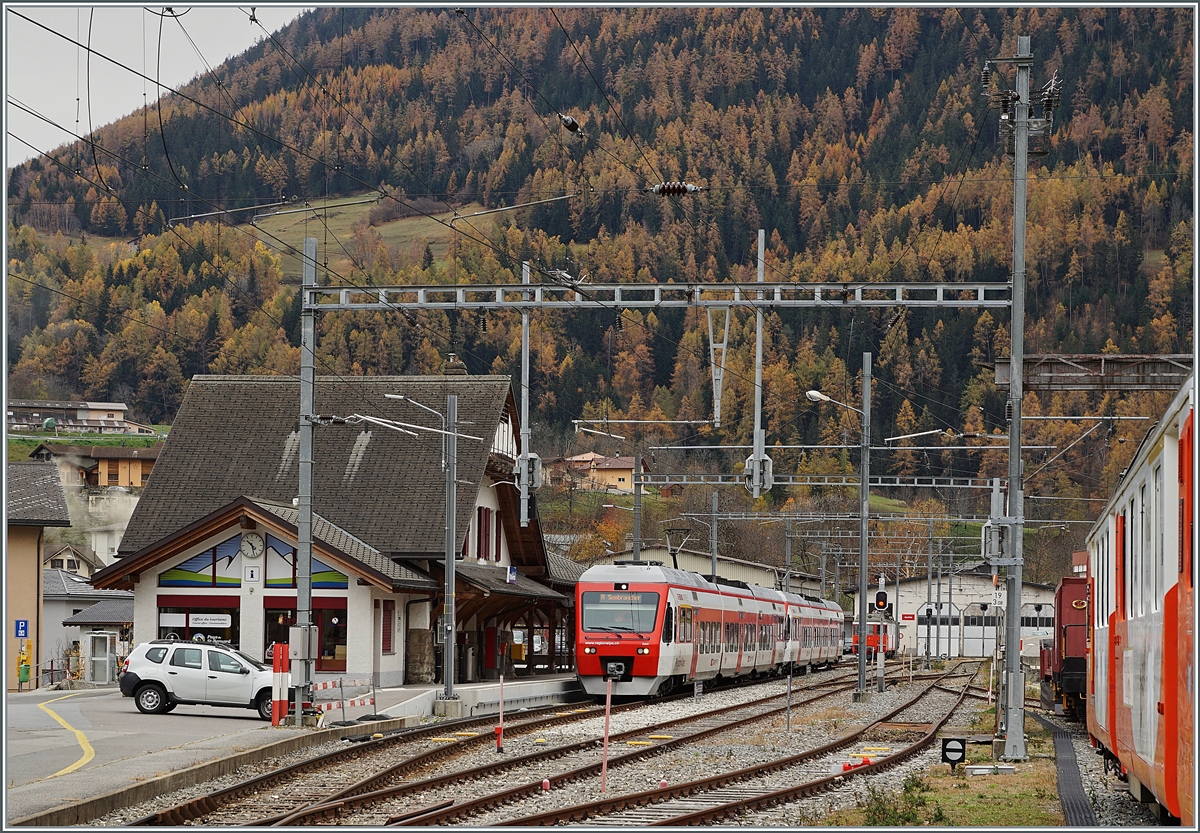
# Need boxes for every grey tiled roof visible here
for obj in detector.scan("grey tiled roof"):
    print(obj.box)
[118,375,514,559]
[250,498,437,590]
[453,562,566,601]
[7,461,71,526]
[545,550,585,585]
[44,569,134,599]
[62,598,134,625]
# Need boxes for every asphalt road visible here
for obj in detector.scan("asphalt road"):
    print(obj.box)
[5,685,307,822]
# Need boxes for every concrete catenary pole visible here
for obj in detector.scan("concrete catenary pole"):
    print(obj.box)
[1002,34,1032,761]
[295,237,317,724]
[855,353,871,701]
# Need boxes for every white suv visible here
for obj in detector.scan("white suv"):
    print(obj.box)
[119,639,279,719]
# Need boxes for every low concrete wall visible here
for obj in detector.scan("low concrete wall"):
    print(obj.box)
[10,715,420,827]
[431,677,582,718]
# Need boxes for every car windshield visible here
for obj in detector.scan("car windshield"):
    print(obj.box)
[581,590,659,633]
[234,650,267,670]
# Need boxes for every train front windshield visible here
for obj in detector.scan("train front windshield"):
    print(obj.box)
[580,591,660,633]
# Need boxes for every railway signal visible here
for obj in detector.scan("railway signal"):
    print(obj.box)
[941,737,966,772]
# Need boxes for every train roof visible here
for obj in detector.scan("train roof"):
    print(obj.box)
[578,562,844,611]
[1088,373,1194,543]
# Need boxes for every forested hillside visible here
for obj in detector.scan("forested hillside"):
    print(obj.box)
[6,8,1194,534]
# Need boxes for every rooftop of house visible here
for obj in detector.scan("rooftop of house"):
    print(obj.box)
[117,375,518,560]
[7,461,71,526]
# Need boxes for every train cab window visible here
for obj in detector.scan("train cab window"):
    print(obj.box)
[580,591,661,634]
[662,604,674,643]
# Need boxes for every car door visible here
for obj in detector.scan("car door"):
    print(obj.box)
[205,649,254,706]
[165,646,206,701]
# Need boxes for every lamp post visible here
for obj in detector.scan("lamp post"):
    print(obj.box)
[806,351,871,702]
[387,393,459,702]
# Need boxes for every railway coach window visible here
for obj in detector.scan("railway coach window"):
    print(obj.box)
[580,591,661,633]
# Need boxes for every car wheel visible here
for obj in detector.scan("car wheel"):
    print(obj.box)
[256,691,274,721]
[135,684,169,714]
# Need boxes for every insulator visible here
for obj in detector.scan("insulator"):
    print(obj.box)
[614,313,623,332]
[1005,401,1013,423]
[479,310,488,333]
[981,65,991,87]
[646,181,703,196]
[558,113,580,132]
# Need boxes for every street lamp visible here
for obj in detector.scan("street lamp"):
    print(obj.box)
[806,351,871,702]
[380,393,475,703]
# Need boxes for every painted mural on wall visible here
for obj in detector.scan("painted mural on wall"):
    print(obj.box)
[158,532,347,589]
[159,535,241,587]
[264,532,347,589]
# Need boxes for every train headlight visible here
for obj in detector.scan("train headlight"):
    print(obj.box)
[584,646,597,654]
[636,647,649,654]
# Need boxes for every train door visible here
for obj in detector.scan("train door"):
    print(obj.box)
[1176,410,1194,825]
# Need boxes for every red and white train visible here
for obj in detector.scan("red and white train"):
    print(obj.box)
[1086,375,1193,825]
[575,562,844,697]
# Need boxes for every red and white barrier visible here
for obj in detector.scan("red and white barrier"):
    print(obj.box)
[313,696,376,712]
[311,677,371,693]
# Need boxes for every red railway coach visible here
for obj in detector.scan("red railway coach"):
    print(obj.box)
[575,562,843,697]
[1040,576,1088,719]
[851,619,898,659]
[1086,375,1193,825]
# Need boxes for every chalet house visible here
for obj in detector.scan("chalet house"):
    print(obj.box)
[585,455,649,493]
[93,374,576,689]
[28,443,162,491]
[43,543,104,578]
[7,400,156,435]
[7,461,72,690]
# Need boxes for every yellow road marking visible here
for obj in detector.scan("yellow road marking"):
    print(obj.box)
[38,693,96,777]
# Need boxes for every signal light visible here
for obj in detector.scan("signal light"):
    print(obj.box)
[875,591,888,610]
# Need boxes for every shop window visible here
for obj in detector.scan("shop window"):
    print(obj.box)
[265,609,295,658]
[157,604,239,644]
[318,607,347,672]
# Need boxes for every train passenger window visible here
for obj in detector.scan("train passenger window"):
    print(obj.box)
[1140,483,1151,615]
[1154,465,1163,609]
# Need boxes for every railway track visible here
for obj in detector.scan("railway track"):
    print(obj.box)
[127,702,595,825]
[398,662,982,827]
[133,669,855,826]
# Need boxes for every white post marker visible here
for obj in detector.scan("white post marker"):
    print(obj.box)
[497,673,505,753]
[786,669,793,732]
[601,677,613,793]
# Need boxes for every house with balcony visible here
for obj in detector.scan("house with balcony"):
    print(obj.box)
[7,400,157,435]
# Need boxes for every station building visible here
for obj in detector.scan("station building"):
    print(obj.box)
[92,371,579,689]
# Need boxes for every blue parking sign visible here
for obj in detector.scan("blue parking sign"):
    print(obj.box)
[15,620,28,639]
